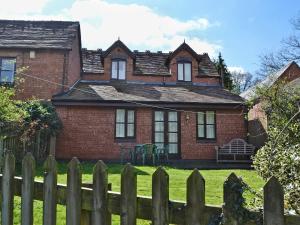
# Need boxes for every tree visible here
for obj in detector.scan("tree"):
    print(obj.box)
[259,14,300,77]
[214,53,234,90]
[231,71,260,94]
[252,80,300,214]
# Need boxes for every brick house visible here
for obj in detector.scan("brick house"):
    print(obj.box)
[240,61,300,148]
[0,20,82,100]
[0,20,247,161]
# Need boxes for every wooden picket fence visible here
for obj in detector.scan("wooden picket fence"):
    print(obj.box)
[1,152,300,225]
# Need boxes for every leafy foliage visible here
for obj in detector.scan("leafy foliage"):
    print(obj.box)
[252,80,300,214]
[214,53,234,91]
[0,86,24,125]
[20,100,62,142]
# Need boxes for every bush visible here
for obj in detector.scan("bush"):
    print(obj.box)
[252,80,300,214]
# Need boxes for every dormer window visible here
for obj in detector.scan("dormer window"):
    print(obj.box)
[177,62,191,82]
[0,58,16,84]
[111,59,126,80]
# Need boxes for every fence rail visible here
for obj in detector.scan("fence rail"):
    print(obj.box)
[1,152,300,225]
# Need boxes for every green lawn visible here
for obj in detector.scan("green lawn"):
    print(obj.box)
[11,162,265,225]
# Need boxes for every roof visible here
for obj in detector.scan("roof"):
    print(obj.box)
[102,39,135,59]
[0,20,79,50]
[168,42,200,62]
[52,81,244,106]
[240,61,298,100]
[82,48,219,76]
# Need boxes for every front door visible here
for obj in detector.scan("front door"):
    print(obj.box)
[153,111,180,158]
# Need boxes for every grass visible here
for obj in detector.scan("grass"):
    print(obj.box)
[10,162,265,225]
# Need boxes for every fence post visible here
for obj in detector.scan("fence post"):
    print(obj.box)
[49,135,56,157]
[121,163,137,225]
[222,173,242,225]
[263,177,284,225]
[152,167,169,225]
[66,157,82,225]
[1,152,15,225]
[43,155,57,225]
[21,152,35,225]
[186,169,205,225]
[92,160,109,225]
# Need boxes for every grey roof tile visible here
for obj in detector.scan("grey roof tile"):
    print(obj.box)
[53,81,244,105]
[0,20,79,50]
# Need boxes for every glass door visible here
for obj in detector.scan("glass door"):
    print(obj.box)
[154,111,180,158]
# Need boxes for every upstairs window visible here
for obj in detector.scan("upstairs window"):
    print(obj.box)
[111,59,126,80]
[197,111,216,139]
[0,58,16,83]
[177,62,191,81]
[115,109,135,139]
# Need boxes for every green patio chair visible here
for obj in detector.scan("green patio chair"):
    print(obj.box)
[156,144,169,164]
[141,144,157,166]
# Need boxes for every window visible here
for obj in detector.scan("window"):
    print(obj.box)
[111,59,126,80]
[197,111,216,139]
[115,109,135,138]
[0,58,16,83]
[177,62,191,81]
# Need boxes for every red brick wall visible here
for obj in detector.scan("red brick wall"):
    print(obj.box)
[0,35,81,100]
[55,106,246,160]
[66,34,81,89]
[82,48,220,85]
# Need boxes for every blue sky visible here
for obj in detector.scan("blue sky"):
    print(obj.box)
[1,0,299,74]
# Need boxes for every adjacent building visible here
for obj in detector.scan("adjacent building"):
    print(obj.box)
[0,19,247,161]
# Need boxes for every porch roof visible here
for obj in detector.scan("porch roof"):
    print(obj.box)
[52,81,245,107]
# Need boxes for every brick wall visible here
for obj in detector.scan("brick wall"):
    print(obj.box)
[0,36,81,100]
[82,48,220,85]
[55,106,246,160]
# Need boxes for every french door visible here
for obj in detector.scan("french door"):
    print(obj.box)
[153,111,180,158]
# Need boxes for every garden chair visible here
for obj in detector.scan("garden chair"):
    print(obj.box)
[119,144,134,164]
[156,144,169,164]
[141,144,157,165]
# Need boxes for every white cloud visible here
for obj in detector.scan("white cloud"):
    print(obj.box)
[0,0,50,15]
[0,0,221,55]
[228,66,246,74]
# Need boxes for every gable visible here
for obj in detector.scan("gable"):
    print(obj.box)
[102,40,135,59]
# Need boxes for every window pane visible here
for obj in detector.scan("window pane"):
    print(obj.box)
[127,124,134,137]
[197,112,204,124]
[168,133,178,142]
[169,144,178,153]
[168,112,177,121]
[168,122,177,132]
[178,63,184,80]
[0,71,14,83]
[116,124,125,137]
[155,111,164,121]
[184,63,191,81]
[127,110,134,123]
[198,125,205,138]
[2,59,15,71]
[155,122,164,132]
[118,61,126,80]
[206,125,215,138]
[206,111,215,124]
[116,109,125,122]
[155,133,164,142]
[111,61,118,79]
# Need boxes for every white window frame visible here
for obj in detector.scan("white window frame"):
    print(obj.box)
[111,59,126,80]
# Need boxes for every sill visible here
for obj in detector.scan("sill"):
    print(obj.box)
[0,82,14,87]
[196,138,217,144]
[115,138,136,143]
